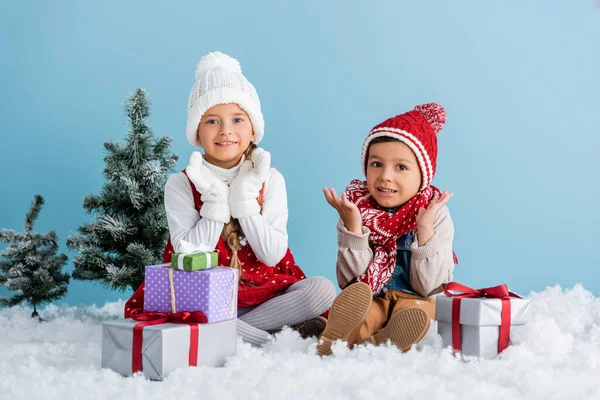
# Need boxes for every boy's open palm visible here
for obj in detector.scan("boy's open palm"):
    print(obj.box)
[416,190,453,229]
[322,187,362,234]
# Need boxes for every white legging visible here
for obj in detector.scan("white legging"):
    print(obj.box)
[236,276,336,346]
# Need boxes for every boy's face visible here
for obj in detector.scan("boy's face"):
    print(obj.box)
[366,141,422,209]
[196,103,255,169]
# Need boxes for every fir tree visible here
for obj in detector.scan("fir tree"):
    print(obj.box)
[0,195,70,319]
[67,89,178,292]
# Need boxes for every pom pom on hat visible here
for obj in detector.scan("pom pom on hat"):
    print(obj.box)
[195,51,243,80]
[414,103,446,134]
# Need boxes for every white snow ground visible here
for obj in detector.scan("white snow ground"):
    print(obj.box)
[1,284,599,400]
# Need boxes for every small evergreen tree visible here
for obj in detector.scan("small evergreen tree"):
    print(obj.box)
[67,89,178,292]
[0,195,70,319]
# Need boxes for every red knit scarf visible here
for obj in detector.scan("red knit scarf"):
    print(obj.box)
[344,179,442,293]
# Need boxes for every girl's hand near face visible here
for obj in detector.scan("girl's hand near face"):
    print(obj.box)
[185,152,231,223]
[229,147,271,219]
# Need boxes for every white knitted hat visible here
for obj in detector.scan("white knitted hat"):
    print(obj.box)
[186,52,264,147]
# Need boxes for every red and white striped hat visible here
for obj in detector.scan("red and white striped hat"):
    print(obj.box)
[361,103,447,191]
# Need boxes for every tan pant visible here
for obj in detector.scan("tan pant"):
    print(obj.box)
[346,290,435,345]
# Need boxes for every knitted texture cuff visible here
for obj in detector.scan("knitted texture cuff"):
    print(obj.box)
[410,231,441,260]
[337,220,371,250]
[230,198,261,219]
[199,201,231,224]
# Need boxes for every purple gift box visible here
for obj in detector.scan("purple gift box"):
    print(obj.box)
[144,264,238,323]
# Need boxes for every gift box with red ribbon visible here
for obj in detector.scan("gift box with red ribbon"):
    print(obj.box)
[435,282,531,359]
[143,264,238,323]
[101,309,237,380]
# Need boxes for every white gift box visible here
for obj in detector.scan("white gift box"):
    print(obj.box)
[435,295,531,359]
[101,318,237,380]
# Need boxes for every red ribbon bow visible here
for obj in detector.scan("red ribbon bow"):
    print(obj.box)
[444,282,522,355]
[129,309,208,373]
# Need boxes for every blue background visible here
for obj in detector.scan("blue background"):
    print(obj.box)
[1,0,599,306]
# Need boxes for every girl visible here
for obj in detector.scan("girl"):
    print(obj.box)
[318,103,456,356]
[126,52,336,346]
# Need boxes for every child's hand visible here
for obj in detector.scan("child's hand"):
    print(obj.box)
[415,190,453,245]
[322,187,362,234]
[186,152,231,223]
[229,148,271,218]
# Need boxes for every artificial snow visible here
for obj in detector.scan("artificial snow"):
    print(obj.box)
[1,284,599,400]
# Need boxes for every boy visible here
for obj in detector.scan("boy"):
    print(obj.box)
[319,103,456,356]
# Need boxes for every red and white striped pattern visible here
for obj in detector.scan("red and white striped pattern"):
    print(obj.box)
[360,103,446,192]
[361,128,433,191]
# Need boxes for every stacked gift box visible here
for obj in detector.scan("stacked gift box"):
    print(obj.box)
[101,248,239,380]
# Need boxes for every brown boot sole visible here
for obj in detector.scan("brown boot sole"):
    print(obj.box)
[369,307,430,351]
[316,282,372,357]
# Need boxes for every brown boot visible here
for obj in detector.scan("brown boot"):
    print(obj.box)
[292,317,328,339]
[316,282,373,357]
[365,307,430,351]
[268,317,327,338]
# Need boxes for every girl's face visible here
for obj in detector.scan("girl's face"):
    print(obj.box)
[366,141,422,209]
[196,103,255,169]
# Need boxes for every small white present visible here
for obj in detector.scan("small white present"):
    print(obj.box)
[435,283,531,359]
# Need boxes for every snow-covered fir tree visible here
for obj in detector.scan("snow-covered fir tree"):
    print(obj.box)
[0,195,70,319]
[67,89,178,292]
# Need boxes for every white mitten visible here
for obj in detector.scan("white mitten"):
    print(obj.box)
[229,148,271,218]
[185,152,230,224]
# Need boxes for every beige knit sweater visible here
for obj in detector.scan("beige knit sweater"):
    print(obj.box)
[336,205,455,297]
